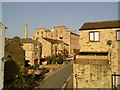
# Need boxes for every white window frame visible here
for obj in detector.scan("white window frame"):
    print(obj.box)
[89,31,99,41]
[116,30,120,40]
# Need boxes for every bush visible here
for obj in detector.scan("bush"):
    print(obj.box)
[46,56,52,65]
[4,74,44,89]
[4,63,44,89]
[34,63,39,68]
[51,54,57,64]
[46,54,66,65]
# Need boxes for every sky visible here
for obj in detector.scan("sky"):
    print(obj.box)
[2,2,118,38]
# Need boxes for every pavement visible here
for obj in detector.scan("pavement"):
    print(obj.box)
[62,73,73,88]
[38,62,73,88]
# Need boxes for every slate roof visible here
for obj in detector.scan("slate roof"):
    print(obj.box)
[43,38,63,44]
[21,38,40,44]
[79,20,120,30]
[43,38,69,46]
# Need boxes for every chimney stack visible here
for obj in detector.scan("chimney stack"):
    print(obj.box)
[24,24,28,38]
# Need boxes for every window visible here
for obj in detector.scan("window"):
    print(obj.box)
[41,31,43,34]
[61,30,62,33]
[60,35,63,39]
[51,34,53,38]
[116,30,120,40]
[37,32,39,34]
[56,30,57,33]
[36,37,39,40]
[89,32,99,41]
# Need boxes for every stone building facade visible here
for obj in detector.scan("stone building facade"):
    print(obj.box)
[70,32,80,54]
[5,38,25,65]
[32,25,80,55]
[0,24,7,89]
[37,37,69,57]
[21,38,42,65]
[73,20,120,88]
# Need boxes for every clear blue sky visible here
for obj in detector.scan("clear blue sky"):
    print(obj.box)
[2,2,118,38]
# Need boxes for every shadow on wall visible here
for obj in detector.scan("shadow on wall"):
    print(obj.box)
[4,60,20,83]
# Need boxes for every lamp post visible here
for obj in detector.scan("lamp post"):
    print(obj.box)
[75,74,79,90]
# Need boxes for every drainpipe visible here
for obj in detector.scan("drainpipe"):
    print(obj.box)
[75,74,79,90]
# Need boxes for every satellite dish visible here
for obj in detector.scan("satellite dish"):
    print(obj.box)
[107,40,112,46]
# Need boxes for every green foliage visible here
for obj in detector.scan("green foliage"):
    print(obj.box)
[4,74,44,89]
[34,63,40,68]
[56,54,64,64]
[46,56,52,65]
[51,54,57,64]
[28,63,40,69]
[4,63,44,89]
[46,54,66,65]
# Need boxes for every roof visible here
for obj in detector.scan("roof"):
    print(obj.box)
[43,38,63,44]
[5,38,22,47]
[43,38,69,46]
[5,39,23,50]
[21,38,41,44]
[53,25,65,28]
[70,32,79,36]
[79,20,120,30]
[5,39,13,47]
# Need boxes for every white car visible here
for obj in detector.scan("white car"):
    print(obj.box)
[65,57,74,62]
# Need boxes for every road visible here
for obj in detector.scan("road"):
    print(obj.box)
[39,63,73,88]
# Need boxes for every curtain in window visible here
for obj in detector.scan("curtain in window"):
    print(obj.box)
[94,32,99,41]
[90,32,94,41]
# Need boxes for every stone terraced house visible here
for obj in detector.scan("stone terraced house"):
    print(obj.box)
[37,37,69,58]
[21,38,42,65]
[73,20,120,88]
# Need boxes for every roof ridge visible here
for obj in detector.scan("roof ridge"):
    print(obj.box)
[85,20,120,24]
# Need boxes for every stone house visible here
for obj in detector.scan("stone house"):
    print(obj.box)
[73,20,120,88]
[32,25,80,55]
[21,38,42,65]
[5,37,25,65]
[4,37,25,82]
[38,37,69,57]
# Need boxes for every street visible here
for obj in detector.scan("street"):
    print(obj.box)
[39,63,73,88]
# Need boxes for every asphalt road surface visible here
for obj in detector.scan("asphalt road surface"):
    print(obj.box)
[40,63,73,88]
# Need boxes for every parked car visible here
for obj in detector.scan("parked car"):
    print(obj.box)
[41,67,49,74]
[65,57,74,62]
[34,67,49,75]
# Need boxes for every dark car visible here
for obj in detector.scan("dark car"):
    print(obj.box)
[41,67,49,74]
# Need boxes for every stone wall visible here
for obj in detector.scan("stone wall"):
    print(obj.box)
[22,41,41,65]
[79,28,120,74]
[70,33,80,54]
[73,64,111,88]
[0,24,5,89]
[40,38,52,57]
